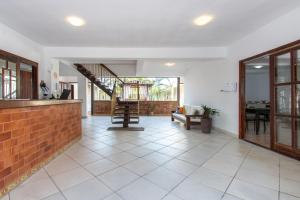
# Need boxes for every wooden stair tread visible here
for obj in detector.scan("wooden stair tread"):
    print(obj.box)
[113,116,139,119]
[112,121,139,124]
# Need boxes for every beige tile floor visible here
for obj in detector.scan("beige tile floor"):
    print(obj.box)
[2,116,300,200]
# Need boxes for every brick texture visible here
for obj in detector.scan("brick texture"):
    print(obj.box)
[0,103,82,195]
[94,100,178,115]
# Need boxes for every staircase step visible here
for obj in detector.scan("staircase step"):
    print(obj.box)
[113,116,139,119]
[114,112,139,115]
[112,121,139,124]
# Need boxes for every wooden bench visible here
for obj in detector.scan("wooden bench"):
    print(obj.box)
[171,105,203,130]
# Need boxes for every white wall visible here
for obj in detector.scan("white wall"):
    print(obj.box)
[108,64,136,77]
[59,61,89,117]
[0,22,49,90]
[137,60,191,77]
[184,59,236,134]
[184,6,300,135]
[0,22,42,63]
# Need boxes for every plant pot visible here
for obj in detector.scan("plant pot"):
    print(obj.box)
[201,118,212,133]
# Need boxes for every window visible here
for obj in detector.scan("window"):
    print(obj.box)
[94,77,178,101]
[147,78,177,101]
[0,50,38,99]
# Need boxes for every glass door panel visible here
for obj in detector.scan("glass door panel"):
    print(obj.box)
[297,119,300,149]
[297,51,300,150]
[297,50,300,81]
[243,56,271,148]
[274,52,293,149]
[276,116,292,146]
[274,50,299,153]
[275,53,291,83]
[297,84,300,116]
[276,85,291,115]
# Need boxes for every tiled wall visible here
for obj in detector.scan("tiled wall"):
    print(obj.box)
[0,103,82,196]
[93,100,178,115]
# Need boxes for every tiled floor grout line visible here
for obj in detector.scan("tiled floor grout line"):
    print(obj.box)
[158,135,236,200]
[221,143,253,199]
[43,168,68,200]
[62,151,129,200]
[12,117,298,200]
[64,130,191,199]
[62,132,191,199]
[278,158,280,200]
[76,123,227,200]
[81,128,215,169]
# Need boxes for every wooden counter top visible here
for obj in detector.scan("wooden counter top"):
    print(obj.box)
[0,99,82,109]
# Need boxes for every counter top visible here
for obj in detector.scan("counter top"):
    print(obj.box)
[0,99,82,109]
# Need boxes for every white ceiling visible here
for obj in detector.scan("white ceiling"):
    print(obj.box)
[0,0,299,47]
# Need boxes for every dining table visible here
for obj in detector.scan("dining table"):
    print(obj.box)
[246,107,270,134]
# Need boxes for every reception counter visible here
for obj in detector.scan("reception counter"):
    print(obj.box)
[0,100,82,196]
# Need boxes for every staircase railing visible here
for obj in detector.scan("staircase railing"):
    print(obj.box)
[82,63,124,92]
[74,63,125,97]
[74,63,140,127]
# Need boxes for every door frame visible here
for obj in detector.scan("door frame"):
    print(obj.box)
[239,39,300,159]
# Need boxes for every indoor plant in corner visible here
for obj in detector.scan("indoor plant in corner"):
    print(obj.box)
[201,105,219,133]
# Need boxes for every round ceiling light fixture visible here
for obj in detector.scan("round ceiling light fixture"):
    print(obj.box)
[254,65,264,69]
[165,62,176,67]
[66,16,85,27]
[193,15,214,26]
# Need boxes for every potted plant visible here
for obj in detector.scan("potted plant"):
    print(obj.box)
[201,105,219,133]
[148,103,156,116]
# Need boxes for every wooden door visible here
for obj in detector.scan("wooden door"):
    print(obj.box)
[273,48,300,158]
[20,70,32,99]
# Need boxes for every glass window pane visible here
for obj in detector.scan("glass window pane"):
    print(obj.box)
[276,53,291,83]
[276,116,292,146]
[297,119,300,149]
[297,85,300,116]
[3,70,11,99]
[8,62,17,99]
[276,85,291,115]
[0,58,5,99]
[297,50,300,81]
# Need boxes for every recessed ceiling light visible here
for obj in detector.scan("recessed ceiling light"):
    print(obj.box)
[66,16,85,27]
[193,15,214,26]
[165,62,176,67]
[254,65,264,69]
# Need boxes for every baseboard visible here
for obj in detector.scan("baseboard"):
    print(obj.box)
[212,126,238,138]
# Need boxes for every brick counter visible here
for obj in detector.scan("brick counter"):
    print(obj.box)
[0,100,82,196]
